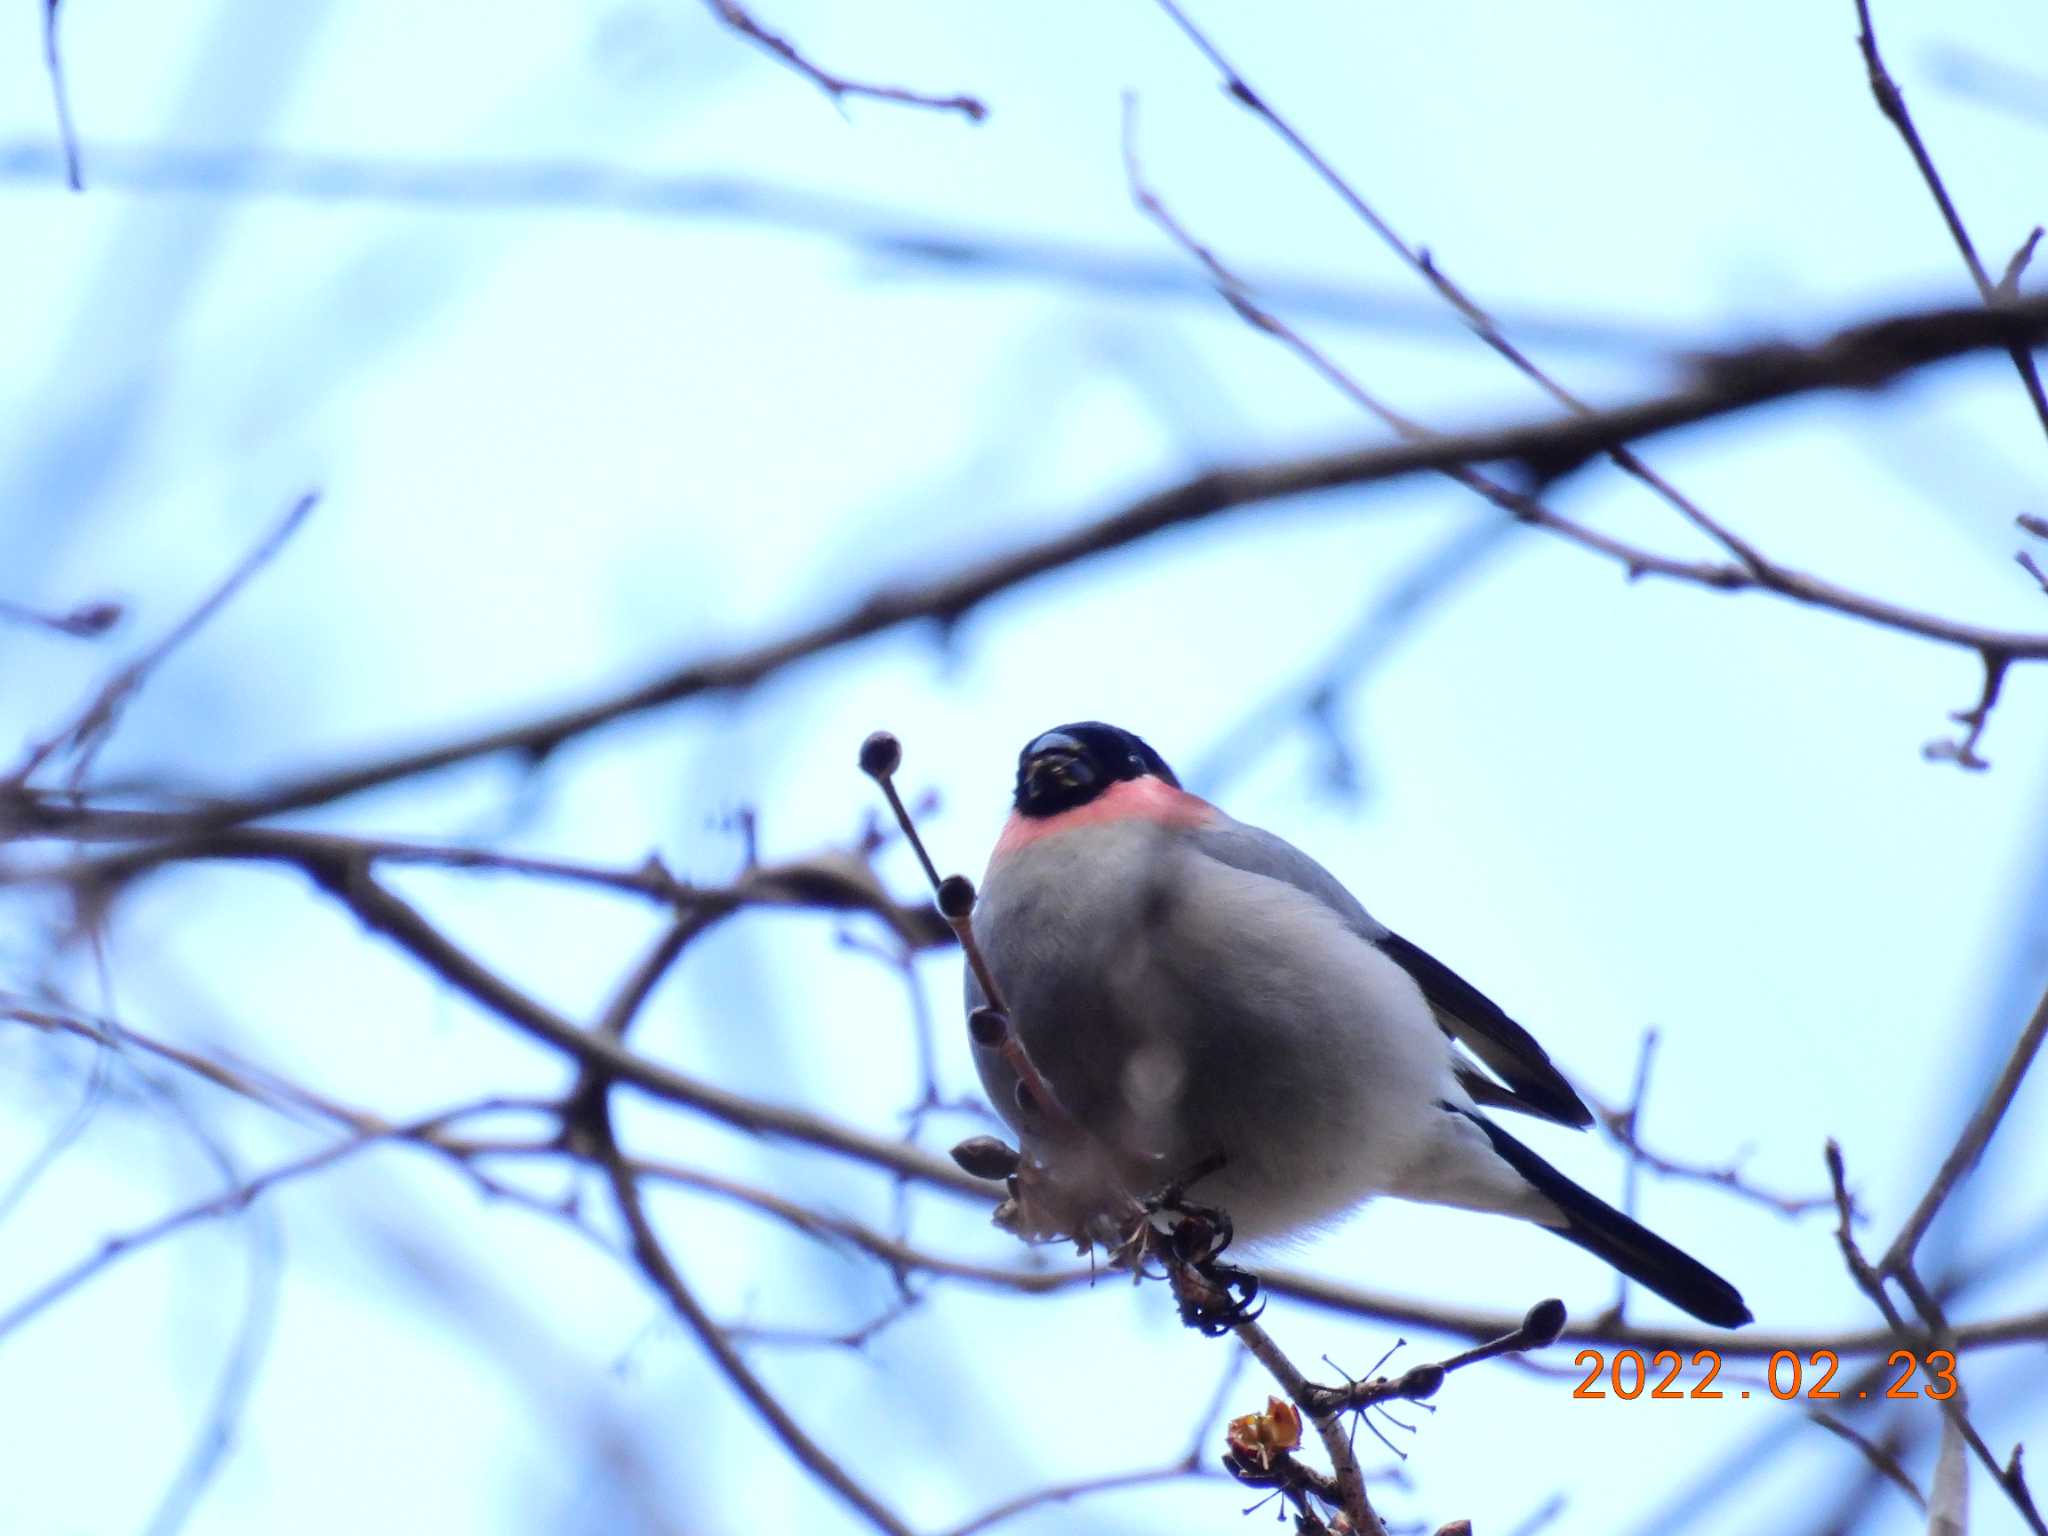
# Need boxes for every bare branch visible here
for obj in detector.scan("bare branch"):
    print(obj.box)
[583,1096,917,1536]
[538,1148,2048,1363]
[701,0,985,122]
[0,1097,530,1344]
[41,0,81,190]
[1923,648,2012,769]
[16,994,2048,1367]
[1224,1310,1389,1536]
[71,291,2048,827]
[0,596,122,638]
[144,1212,279,1536]
[257,858,990,1193]
[1883,976,2048,1272]
[1809,1412,1927,1513]
[7,817,949,954]
[1830,1131,2048,1534]
[1588,1091,1838,1217]
[1999,228,2045,300]
[1305,1298,1566,1416]
[1257,1260,2048,1360]
[1122,94,2044,769]
[0,142,1721,366]
[584,1154,1078,1296]
[10,492,318,788]
[1854,0,2048,445]
[936,1460,1216,1536]
[1145,0,1786,579]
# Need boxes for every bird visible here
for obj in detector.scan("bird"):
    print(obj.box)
[965,721,1751,1328]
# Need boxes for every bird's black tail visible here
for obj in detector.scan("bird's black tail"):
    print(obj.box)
[1460,1109,1752,1328]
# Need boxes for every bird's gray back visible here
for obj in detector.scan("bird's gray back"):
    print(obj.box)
[1186,815,1389,942]
[1190,811,1593,1128]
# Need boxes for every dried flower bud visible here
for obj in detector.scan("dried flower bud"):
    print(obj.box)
[1224,1397,1302,1471]
[858,731,902,780]
[950,1136,1021,1181]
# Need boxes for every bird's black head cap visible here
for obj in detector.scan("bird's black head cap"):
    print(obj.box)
[1013,722,1180,817]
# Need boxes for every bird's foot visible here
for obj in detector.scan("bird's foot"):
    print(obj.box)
[1168,1247,1264,1336]
[1140,1150,1235,1256]
[1143,1150,1229,1218]
[1153,1199,1259,1334]
[1124,1153,1263,1333]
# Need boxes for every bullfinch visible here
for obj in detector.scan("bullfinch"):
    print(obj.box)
[967,721,1750,1327]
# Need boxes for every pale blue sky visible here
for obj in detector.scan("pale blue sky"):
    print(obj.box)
[2,2,2046,1533]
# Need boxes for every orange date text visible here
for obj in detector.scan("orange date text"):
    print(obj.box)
[1571,1349,1958,1401]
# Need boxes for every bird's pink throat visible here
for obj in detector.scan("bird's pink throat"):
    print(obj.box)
[992,776,1215,859]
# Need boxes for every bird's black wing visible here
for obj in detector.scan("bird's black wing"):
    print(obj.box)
[1377,930,1593,1128]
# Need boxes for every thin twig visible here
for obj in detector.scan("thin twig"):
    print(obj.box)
[1854,0,2048,444]
[723,1293,920,1353]
[469,1137,2048,1357]
[1258,1258,2048,1359]
[0,142,1721,360]
[0,596,121,637]
[1883,976,2048,1271]
[41,0,81,190]
[701,0,985,122]
[0,1026,112,1228]
[1121,82,2041,770]
[11,492,319,788]
[0,1096,524,1342]
[1504,1493,1568,1536]
[937,1460,1216,1536]
[1585,1083,1838,1219]
[78,948,281,1536]
[142,1208,280,1536]
[1122,93,1733,575]
[1228,1311,1388,1536]
[1830,1125,2048,1535]
[1810,1412,1928,1513]
[16,990,2048,1368]
[1146,0,1782,579]
[1306,1299,1567,1415]
[584,1100,916,1536]
[15,996,2046,1366]
[484,1143,1081,1296]
[6,818,952,954]
[1999,230,2045,300]
[1924,647,2014,769]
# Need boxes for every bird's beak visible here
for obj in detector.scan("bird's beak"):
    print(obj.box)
[1023,740,1097,801]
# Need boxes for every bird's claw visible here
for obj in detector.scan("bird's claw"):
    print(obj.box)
[1132,1154,1263,1333]
[1173,1254,1264,1336]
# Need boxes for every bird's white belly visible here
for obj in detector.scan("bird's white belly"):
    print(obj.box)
[973,823,1465,1242]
